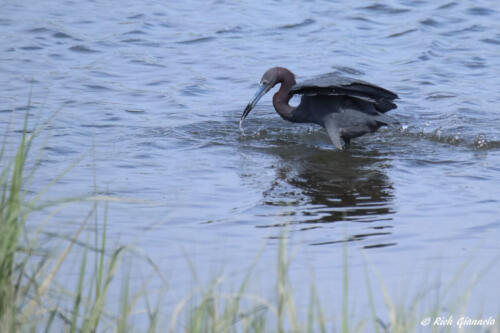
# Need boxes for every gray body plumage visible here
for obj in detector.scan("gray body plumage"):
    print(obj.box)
[289,72,399,149]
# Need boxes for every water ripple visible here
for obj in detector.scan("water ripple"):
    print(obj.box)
[177,36,216,44]
[69,45,99,53]
[481,38,500,45]
[420,18,441,27]
[53,32,73,39]
[124,30,146,35]
[466,7,495,16]
[279,18,315,30]
[216,26,243,34]
[27,27,51,33]
[360,3,410,14]
[387,28,417,38]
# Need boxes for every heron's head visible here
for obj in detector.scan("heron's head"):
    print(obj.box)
[241,67,292,122]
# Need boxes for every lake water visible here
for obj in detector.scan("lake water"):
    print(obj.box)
[1,0,500,326]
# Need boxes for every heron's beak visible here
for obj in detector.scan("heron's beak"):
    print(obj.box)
[241,83,271,122]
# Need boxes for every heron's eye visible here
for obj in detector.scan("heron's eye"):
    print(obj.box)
[262,80,269,85]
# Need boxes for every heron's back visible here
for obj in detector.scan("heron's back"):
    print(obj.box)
[290,72,398,113]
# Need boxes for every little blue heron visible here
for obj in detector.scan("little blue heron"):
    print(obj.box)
[240,67,399,149]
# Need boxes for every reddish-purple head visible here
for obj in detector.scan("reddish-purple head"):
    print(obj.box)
[241,67,295,122]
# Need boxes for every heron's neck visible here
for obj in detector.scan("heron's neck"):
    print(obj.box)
[273,75,296,121]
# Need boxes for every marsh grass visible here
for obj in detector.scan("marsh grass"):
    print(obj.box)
[0,114,162,332]
[0,114,498,332]
[0,112,32,330]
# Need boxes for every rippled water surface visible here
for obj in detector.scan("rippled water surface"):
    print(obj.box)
[2,0,500,319]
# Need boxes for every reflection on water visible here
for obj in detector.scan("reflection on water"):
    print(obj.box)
[251,141,396,247]
[266,147,393,224]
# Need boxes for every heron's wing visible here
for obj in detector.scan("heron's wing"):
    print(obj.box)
[323,114,344,150]
[290,72,398,113]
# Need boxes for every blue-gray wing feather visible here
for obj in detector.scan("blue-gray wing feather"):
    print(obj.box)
[290,72,398,113]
